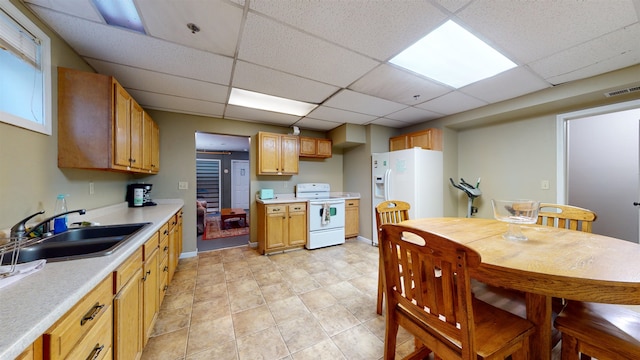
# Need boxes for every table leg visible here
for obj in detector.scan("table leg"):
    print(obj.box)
[525,292,552,360]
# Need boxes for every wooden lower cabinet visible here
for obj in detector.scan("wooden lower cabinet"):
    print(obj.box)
[345,199,360,238]
[142,233,160,345]
[43,275,113,360]
[257,202,307,254]
[114,248,143,360]
[15,337,42,360]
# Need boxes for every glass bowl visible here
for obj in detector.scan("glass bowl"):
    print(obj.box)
[491,199,540,240]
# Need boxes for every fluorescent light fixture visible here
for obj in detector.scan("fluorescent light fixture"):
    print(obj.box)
[229,88,317,116]
[390,20,516,88]
[92,0,145,34]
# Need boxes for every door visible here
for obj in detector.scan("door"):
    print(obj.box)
[563,104,640,242]
[231,160,249,209]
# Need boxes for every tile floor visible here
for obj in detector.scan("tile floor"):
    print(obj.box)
[141,239,420,360]
[141,239,560,360]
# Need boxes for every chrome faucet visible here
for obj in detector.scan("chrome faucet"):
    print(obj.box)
[10,209,87,239]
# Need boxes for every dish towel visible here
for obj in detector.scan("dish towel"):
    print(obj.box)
[0,259,46,290]
[322,203,331,225]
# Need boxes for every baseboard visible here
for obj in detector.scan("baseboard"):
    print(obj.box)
[179,250,198,259]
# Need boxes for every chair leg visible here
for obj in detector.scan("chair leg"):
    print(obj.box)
[384,312,399,360]
[560,334,581,360]
[377,256,384,315]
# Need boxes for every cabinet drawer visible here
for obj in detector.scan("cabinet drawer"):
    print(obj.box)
[44,275,112,360]
[65,308,112,360]
[159,255,169,302]
[288,203,306,213]
[143,232,159,261]
[168,214,178,230]
[345,199,359,208]
[159,222,169,241]
[160,233,169,261]
[114,247,142,292]
[266,205,287,214]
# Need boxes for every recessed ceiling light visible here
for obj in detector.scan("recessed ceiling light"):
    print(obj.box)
[92,0,145,34]
[390,20,516,88]
[229,88,317,117]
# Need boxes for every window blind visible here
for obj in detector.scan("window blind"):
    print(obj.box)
[0,8,39,67]
[196,159,221,212]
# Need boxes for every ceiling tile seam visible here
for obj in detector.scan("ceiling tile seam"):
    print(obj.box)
[223,0,252,120]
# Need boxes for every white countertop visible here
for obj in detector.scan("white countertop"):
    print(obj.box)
[0,199,184,360]
[256,192,360,204]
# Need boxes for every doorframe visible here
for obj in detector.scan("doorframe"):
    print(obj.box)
[556,99,640,204]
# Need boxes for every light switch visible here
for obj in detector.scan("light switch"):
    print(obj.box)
[178,181,188,190]
[541,180,550,190]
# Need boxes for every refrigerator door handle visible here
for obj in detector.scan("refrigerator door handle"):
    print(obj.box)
[384,169,391,200]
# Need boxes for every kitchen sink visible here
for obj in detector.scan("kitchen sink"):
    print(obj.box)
[3,222,151,264]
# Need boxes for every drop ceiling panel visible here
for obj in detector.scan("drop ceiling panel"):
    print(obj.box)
[136,0,243,56]
[458,0,639,64]
[238,12,379,87]
[529,23,640,85]
[224,105,301,126]
[128,90,225,117]
[350,64,451,105]
[461,67,550,104]
[385,107,442,123]
[232,61,339,103]
[87,60,229,103]
[324,90,407,117]
[249,1,447,61]
[369,117,412,128]
[24,0,103,22]
[294,118,342,131]
[306,106,377,124]
[29,6,234,85]
[416,91,487,115]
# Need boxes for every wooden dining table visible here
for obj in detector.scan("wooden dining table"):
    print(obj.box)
[398,217,640,360]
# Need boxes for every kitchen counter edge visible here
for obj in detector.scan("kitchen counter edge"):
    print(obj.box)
[0,199,184,360]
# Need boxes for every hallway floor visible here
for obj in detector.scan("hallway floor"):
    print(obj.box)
[141,239,560,359]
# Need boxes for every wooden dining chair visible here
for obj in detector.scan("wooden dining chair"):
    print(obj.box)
[554,301,640,359]
[380,223,535,360]
[536,203,597,232]
[472,203,598,348]
[375,200,411,315]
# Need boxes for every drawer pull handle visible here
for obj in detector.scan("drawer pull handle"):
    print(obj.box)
[142,269,151,281]
[81,303,105,326]
[164,246,169,252]
[164,230,169,235]
[86,343,104,360]
[163,266,169,272]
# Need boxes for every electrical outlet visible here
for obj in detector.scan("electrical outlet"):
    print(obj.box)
[89,182,94,195]
[178,181,188,190]
[541,180,550,190]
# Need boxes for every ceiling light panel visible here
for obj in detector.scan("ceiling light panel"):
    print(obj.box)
[92,0,145,34]
[229,88,317,116]
[390,20,516,88]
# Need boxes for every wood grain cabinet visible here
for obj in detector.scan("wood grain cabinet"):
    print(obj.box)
[257,132,299,175]
[389,128,442,151]
[142,232,160,345]
[15,337,42,360]
[257,202,307,254]
[344,199,360,238]
[113,247,143,360]
[58,67,159,174]
[142,112,160,173]
[299,136,332,158]
[43,275,113,360]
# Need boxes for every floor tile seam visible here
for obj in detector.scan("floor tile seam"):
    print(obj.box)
[179,259,200,359]
[272,315,330,359]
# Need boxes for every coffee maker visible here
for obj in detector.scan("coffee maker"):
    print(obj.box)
[126,183,156,207]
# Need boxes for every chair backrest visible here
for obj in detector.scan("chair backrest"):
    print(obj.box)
[375,200,411,239]
[536,203,597,233]
[379,223,482,359]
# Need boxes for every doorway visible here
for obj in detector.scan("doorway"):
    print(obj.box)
[557,99,640,242]
[195,132,251,252]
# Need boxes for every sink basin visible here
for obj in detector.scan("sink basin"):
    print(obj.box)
[4,222,151,264]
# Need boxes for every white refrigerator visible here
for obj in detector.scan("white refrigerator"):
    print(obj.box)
[371,148,443,245]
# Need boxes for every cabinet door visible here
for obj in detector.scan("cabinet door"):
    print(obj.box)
[280,135,299,174]
[113,81,131,168]
[142,249,158,345]
[265,206,287,249]
[317,139,332,157]
[288,204,307,246]
[151,121,160,172]
[345,200,359,238]
[299,137,317,156]
[168,221,177,283]
[258,132,280,174]
[129,100,143,170]
[389,135,408,151]
[141,112,153,172]
[114,267,142,360]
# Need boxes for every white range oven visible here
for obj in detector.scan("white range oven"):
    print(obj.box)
[295,183,345,249]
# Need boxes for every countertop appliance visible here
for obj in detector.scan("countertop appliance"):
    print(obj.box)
[371,148,443,245]
[126,183,156,207]
[295,183,345,250]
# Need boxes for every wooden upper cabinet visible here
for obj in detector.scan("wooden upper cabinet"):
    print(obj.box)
[299,136,332,158]
[58,67,159,174]
[257,132,299,175]
[141,112,159,173]
[389,128,442,151]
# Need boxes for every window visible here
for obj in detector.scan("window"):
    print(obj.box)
[196,159,221,212]
[0,0,51,135]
